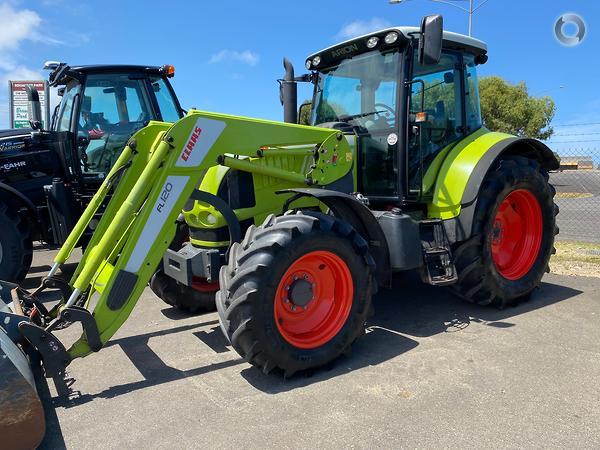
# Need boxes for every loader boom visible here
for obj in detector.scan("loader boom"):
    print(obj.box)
[55,110,350,360]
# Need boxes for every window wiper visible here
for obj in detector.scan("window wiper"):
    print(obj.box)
[338,110,385,122]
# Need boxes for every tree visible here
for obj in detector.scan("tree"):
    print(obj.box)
[299,100,312,125]
[298,100,346,126]
[479,76,555,140]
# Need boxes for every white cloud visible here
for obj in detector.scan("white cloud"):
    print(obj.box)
[0,3,63,128]
[0,3,46,51]
[336,18,392,40]
[208,50,259,66]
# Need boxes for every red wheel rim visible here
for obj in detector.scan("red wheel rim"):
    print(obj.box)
[274,250,353,349]
[191,276,219,293]
[491,189,543,280]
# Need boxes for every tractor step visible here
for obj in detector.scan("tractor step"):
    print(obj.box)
[420,219,458,286]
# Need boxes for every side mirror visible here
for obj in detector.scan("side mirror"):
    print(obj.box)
[418,14,443,66]
[298,102,312,125]
[26,86,43,130]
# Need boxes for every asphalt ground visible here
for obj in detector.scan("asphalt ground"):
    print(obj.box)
[22,247,600,449]
[550,170,600,243]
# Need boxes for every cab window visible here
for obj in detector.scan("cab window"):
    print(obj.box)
[150,77,181,122]
[408,51,464,198]
[55,81,81,132]
[464,54,482,132]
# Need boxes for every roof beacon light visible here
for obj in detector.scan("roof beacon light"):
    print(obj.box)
[161,64,176,77]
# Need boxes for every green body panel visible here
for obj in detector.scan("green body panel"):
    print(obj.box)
[426,128,514,219]
[65,110,354,358]
[185,141,347,247]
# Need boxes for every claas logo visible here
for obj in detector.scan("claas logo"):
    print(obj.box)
[182,127,202,161]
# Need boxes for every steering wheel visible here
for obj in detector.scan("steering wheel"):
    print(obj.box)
[374,103,396,126]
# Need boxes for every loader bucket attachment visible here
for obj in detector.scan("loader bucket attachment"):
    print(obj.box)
[0,327,46,449]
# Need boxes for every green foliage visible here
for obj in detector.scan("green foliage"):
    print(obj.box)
[479,76,555,140]
[299,100,312,125]
[298,100,346,126]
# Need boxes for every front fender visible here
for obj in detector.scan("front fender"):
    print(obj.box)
[281,188,391,288]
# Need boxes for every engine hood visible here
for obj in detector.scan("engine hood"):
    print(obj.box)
[0,128,29,153]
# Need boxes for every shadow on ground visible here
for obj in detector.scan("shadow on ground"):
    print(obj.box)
[39,272,582,447]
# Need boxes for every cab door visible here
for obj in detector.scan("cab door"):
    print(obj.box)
[406,50,466,201]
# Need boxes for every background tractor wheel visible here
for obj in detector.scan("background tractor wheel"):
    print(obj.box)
[149,221,218,314]
[0,201,32,283]
[150,271,218,314]
[452,155,558,308]
[217,211,374,377]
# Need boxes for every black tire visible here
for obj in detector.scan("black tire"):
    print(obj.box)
[451,156,558,308]
[149,221,218,314]
[150,271,217,314]
[0,201,32,283]
[216,211,375,377]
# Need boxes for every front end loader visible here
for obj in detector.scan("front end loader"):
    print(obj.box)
[0,15,559,447]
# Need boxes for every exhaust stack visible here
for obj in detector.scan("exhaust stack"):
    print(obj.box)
[280,58,298,124]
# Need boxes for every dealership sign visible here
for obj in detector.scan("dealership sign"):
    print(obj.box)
[8,80,50,129]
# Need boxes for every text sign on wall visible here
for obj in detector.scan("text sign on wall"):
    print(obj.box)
[8,80,49,129]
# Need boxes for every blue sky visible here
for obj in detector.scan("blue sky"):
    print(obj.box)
[0,0,598,153]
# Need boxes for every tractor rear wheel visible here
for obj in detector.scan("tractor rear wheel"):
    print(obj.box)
[452,156,558,307]
[0,201,32,283]
[216,211,374,376]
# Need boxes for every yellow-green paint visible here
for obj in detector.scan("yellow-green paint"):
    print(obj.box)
[66,110,357,359]
[427,128,513,219]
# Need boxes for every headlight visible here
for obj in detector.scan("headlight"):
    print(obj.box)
[384,32,399,44]
[366,36,379,48]
[312,55,321,66]
[305,60,312,70]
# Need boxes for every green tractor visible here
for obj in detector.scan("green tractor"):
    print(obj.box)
[0,15,557,447]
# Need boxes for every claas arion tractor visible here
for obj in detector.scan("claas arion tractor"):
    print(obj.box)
[0,15,558,448]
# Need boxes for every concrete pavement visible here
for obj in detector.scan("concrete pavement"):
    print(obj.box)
[29,247,600,449]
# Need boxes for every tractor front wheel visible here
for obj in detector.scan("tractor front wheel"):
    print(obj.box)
[452,156,558,307]
[217,212,374,376]
[149,222,218,314]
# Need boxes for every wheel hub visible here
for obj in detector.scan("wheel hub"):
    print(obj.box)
[491,189,543,280]
[274,250,353,349]
[287,276,314,308]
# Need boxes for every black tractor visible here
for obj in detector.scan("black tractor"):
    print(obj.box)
[0,63,184,282]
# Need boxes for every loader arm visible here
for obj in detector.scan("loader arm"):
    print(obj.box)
[60,110,350,359]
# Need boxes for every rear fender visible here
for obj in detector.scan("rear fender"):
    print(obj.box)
[428,129,559,242]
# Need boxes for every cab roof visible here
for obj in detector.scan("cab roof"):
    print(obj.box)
[48,63,168,86]
[68,64,165,74]
[306,26,487,67]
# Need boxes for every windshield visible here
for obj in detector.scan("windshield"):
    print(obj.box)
[311,49,400,133]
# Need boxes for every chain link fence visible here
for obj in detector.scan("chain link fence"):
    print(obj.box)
[548,148,600,243]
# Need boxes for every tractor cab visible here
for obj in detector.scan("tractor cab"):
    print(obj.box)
[47,63,183,176]
[302,19,488,205]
